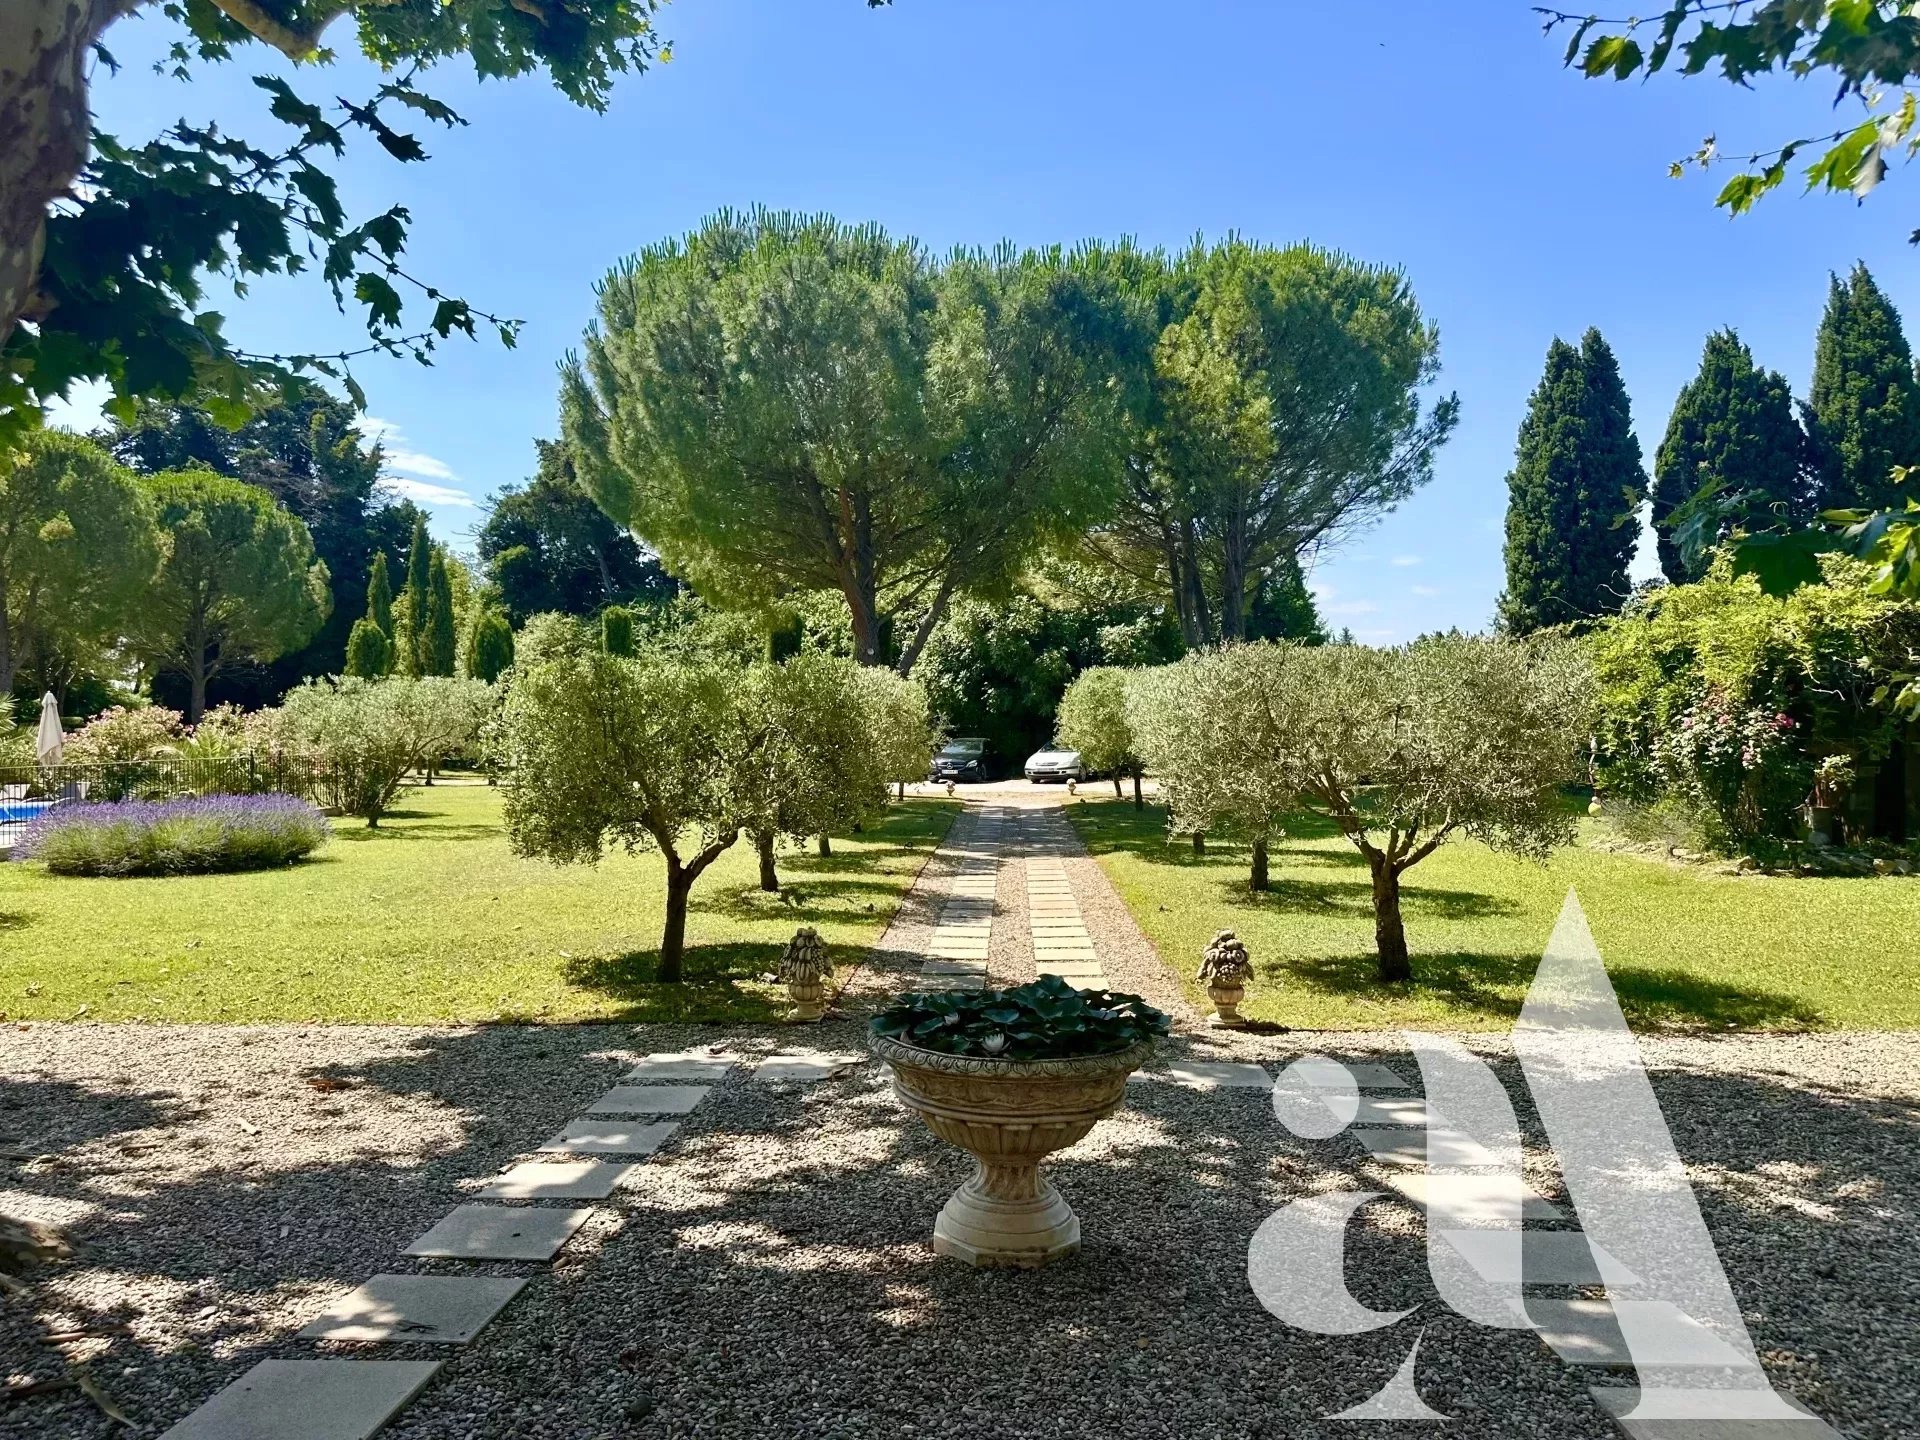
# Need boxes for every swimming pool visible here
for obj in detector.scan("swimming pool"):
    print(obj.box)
[0,801,52,824]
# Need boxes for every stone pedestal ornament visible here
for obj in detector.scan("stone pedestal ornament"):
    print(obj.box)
[1198,929,1253,1029]
[777,926,832,1022]
[870,1033,1157,1268]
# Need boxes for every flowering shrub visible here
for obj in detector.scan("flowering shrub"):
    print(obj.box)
[62,706,184,765]
[15,794,329,877]
[1651,696,1811,848]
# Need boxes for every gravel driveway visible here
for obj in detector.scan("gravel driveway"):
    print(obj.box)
[2,1019,1914,1440]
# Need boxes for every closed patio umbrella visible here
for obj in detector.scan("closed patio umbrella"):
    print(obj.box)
[35,692,62,765]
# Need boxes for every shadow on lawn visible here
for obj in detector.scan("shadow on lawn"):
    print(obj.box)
[1229,876,1521,922]
[328,813,501,844]
[692,876,903,927]
[1282,950,1826,1030]
[560,942,787,1024]
[1,1021,1909,1436]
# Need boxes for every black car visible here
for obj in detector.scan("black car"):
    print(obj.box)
[928,736,990,783]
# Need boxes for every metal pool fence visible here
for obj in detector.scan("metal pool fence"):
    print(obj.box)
[0,753,309,851]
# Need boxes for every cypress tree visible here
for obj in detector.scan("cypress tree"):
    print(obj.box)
[1651,330,1808,583]
[343,618,391,680]
[424,547,458,677]
[468,609,515,683]
[601,604,635,657]
[400,512,432,675]
[1498,329,1643,633]
[1807,263,1920,513]
[366,550,395,639]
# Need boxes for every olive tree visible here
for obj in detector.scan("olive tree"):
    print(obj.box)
[857,664,937,801]
[1128,651,1299,889]
[1275,637,1594,982]
[1055,666,1145,806]
[270,674,488,826]
[499,652,770,980]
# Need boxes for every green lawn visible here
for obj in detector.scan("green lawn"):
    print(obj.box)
[0,784,954,1024]
[1068,798,1920,1032]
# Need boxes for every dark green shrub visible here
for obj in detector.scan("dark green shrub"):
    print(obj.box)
[870,974,1169,1061]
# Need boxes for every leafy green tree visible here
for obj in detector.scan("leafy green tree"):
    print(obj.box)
[562,210,1132,671]
[0,430,157,700]
[1498,330,1644,634]
[855,663,936,801]
[1544,5,1920,240]
[1651,330,1808,583]
[601,604,635,658]
[1806,265,1920,515]
[513,611,595,669]
[916,591,1180,771]
[342,617,390,680]
[498,652,772,980]
[1085,238,1457,646]
[399,512,432,676]
[129,470,330,722]
[1055,667,1146,806]
[477,440,674,624]
[268,675,488,826]
[102,388,419,700]
[0,1,694,449]
[366,550,395,640]
[424,546,457,677]
[467,608,514,684]
[1245,554,1330,644]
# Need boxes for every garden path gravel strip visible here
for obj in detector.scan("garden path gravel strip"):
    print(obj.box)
[3,1022,1914,1438]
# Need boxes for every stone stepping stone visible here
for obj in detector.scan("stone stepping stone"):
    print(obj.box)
[752,1052,864,1082]
[1440,1229,1638,1287]
[1588,1384,1841,1438]
[1354,1127,1503,1168]
[539,1120,679,1156]
[1337,1095,1434,1128]
[583,1085,709,1115]
[1291,1061,1411,1091]
[159,1359,442,1440]
[922,959,988,975]
[298,1275,526,1345]
[623,1054,733,1081]
[1379,1171,1564,1223]
[405,1205,593,1261]
[1131,1061,1272,1089]
[1511,1299,1751,1370]
[479,1160,637,1200]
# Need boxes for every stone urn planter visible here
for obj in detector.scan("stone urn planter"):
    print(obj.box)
[870,1032,1157,1268]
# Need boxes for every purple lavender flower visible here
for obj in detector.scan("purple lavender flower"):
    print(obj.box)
[15,793,330,877]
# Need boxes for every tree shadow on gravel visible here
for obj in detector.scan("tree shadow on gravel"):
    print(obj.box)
[3,1026,1911,1439]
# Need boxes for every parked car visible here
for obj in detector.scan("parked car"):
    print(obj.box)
[929,736,990,783]
[1024,746,1084,783]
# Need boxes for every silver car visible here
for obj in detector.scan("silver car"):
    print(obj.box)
[1024,746,1084,783]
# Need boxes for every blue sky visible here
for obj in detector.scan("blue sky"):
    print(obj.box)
[58,1,1920,641]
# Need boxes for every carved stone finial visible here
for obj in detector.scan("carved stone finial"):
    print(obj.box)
[1198,929,1252,1029]
[779,926,832,1022]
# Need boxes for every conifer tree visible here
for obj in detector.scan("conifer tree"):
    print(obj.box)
[601,604,636,657]
[344,618,391,680]
[468,610,515,684]
[1651,330,1807,582]
[424,547,458,677]
[400,512,432,675]
[366,551,396,640]
[1807,263,1920,514]
[1498,329,1643,633]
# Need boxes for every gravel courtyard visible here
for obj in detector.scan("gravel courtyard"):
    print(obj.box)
[2,1020,1915,1440]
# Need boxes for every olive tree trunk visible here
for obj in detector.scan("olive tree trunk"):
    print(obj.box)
[1132,769,1143,809]
[1112,773,1123,798]
[756,829,778,893]
[816,833,831,857]
[1369,854,1412,983]
[1191,831,1205,856]
[1250,836,1269,892]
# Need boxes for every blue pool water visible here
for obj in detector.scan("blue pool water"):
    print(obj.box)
[0,801,52,824]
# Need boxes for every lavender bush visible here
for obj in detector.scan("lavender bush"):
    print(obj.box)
[16,794,330,877]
